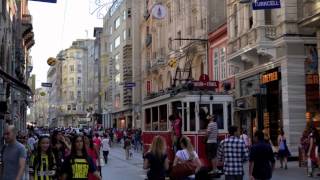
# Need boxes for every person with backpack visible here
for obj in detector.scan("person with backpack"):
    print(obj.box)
[277,129,290,169]
[143,136,169,180]
[61,135,101,180]
[29,135,57,180]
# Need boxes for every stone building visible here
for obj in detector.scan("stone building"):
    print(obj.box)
[102,0,142,129]
[0,0,35,140]
[31,88,49,127]
[226,0,319,156]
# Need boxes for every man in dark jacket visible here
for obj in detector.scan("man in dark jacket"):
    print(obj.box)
[249,130,275,180]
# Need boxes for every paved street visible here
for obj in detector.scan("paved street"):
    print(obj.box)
[101,145,317,180]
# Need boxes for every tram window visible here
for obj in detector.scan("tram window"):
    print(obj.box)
[152,107,159,131]
[183,103,187,131]
[212,104,224,129]
[145,108,151,131]
[228,103,232,127]
[159,105,167,131]
[199,104,210,130]
[190,102,196,131]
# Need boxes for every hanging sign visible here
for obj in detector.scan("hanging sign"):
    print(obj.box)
[30,0,57,3]
[151,4,167,20]
[252,0,281,10]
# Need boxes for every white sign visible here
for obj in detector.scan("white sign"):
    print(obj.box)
[151,4,167,20]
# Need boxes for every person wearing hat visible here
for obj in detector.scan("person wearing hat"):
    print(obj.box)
[206,115,220,174]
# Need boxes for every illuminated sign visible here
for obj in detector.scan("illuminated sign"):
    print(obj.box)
[306,74,319,85]
[260,71,279,84]
[252,0,281,10]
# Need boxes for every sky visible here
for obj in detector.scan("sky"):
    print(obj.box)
[29,0,112,88]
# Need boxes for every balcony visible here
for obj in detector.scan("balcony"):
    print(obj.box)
[228,25,277,63]
[299,0,320,28]
[22,14,35,50]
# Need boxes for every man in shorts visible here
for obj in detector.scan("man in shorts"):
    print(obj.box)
[206,115,220,174]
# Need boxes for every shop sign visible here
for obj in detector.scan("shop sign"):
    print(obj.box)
[306,74,319,85]
[260,71,279,84]
[151,4,167,20]
[30,0,57,3]
[252,0,281,10]
[41,82,52,87]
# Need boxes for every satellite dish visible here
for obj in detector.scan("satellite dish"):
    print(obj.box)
[151,4,167,20]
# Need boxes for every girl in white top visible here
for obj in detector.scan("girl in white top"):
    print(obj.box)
[173,136,202,170]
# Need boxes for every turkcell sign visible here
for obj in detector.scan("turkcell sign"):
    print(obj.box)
[252,0,281,10]
[30,0,57,3]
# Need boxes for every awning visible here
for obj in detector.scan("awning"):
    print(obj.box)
[0,68,32,95]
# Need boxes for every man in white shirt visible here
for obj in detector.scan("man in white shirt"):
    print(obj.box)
[27,134,36,152]
[102,134,111,164]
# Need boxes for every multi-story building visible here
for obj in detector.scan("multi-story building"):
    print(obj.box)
[208,0,237,92]
[0,0,35,139]
[226,0,319,156]
[31,88,49,127]
[57,39,95,127]
[102,0,142,129]
[47,60,62,127]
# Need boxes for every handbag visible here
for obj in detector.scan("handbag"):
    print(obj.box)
[170,151,197,180]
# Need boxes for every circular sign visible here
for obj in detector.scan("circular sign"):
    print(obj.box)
[40,92,46,96]
[47,57,57,66]
[151,4,167,20]
[168,58,177,68]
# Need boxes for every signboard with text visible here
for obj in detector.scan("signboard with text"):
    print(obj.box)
[30,0,57,3]
[252,0,281,10]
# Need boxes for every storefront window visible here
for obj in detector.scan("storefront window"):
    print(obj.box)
[199,104,210,130]
[145,108,151,131]
[240,75,260,96]
[190,102,196,131]
[152,107,158,131]
[213,104,224,129]
[159,105,167,131]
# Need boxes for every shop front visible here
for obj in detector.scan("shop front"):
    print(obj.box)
[111,109,133,129]
[235,67,282,145]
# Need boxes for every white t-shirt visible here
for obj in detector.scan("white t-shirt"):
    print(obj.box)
[240,134,249,146]
[27,137,36,151]
[176,149,199,161]
[102,138,110,151]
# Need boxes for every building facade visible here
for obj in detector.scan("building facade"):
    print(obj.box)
[31,88,49,127]
[0,0,35,140]
[227,0,319,156]
[102,0,142,129]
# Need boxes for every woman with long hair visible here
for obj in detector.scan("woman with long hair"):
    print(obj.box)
[84,135,101,180]
[61,135,101,180]
[143,136,169,180]
[172,136,203,179]
[278,129,290,169]
[29,135,57,180]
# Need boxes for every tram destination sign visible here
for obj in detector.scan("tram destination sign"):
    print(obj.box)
[192,81,219,90]
[252,0,281,10]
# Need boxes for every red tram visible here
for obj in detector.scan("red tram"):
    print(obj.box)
[142,91,233,167]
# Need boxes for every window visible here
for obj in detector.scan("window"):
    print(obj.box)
[72,104,76,110]
[177,31,182,46]
[159,105,167,131]
[233,4,238,37]
[177,0,181,14]
[114,36,120,48]
[67,105,71,111]
[77,77,81,85]
[115,74,121,83]
[221,47,226,80]
[213,48,219,80]
[110,26,113,35]
[127,8,131,18]
[70,78,74,85]
[167,4,172,23]
[265,9,272,25]
[70,91,74,100]
[145,108,151,131]
[77,64,81,73]
[110,44,113,52]
[123,30,126,41]
[123,10,126,20]
[114,17,121,29]
[199,104,210,130]
[128,28,131,38]
[212,104,224,129]
[168,37,172,50]
[77,91,81,98]
[249,5,253,28]
[70,65,74,72]
[190,102,196,131]
[152,107,158,131]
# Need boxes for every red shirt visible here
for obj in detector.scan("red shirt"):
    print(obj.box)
[93,137,101,149]
[173,118,182,137]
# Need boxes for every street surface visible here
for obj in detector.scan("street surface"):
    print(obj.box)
[102,144,316,180]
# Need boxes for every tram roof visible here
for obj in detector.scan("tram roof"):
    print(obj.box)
[143,91,233,107]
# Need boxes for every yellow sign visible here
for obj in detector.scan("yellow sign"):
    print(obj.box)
[261,71,278,84]
[168,58,177,68]
[47,57,57,66]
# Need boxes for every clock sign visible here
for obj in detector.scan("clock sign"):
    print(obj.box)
[151,4,167,20]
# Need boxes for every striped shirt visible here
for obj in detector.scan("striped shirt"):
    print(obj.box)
[29,154,56,180]
[207,122,218,143]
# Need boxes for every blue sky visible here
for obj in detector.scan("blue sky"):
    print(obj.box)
[29,0,111,87]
